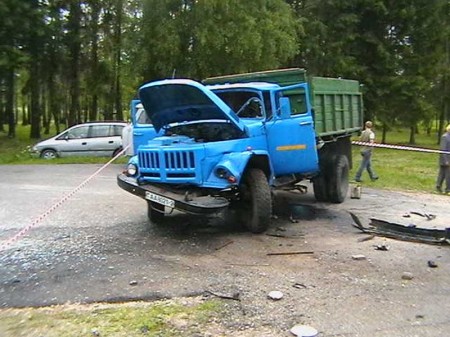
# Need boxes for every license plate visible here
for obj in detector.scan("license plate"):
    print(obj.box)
[145,191,175,208]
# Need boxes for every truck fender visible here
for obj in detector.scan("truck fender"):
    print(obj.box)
[212,151,273,185]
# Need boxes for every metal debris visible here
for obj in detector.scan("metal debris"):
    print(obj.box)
[267,251,314,256]
[349,212,450,245]
[410,211,436,221]
[205,290,241,301]
[292,283,307,289]
[215,240,234,251]
[352,254,367,260]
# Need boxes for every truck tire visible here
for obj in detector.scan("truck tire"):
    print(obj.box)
[238,168,272,233]
[312,174,328,202]
[147,201,165,224]
[328,154,349,203]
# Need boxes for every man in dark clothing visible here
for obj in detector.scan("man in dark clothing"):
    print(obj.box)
[436,124,450,194]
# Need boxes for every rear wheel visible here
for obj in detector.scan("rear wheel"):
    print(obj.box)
[112,147,123,158]
[328,155,349,203]
[147,201,165,224]
[312,173,328,202]
[40,149,57,159]
[237,168,272,233]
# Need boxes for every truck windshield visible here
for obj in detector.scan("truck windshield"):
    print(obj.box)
[213,90,267,118]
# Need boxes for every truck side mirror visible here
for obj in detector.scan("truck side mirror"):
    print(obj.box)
[279,97,291,119]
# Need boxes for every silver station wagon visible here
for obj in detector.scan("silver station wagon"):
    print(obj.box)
[31,121,127,159]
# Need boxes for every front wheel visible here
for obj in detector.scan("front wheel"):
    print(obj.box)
[237,168,272,233]
[40,149,57,159]
[147,201,165,224]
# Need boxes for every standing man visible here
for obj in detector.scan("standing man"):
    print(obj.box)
[354,121,379,182]
[436,124,450,194]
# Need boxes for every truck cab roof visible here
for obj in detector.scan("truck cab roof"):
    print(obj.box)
[206,82,280,92]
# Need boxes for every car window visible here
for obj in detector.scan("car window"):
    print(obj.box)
[112,125,125,136]
[89,125,110,138]
[67,126,89,139]
[56,131,68,140]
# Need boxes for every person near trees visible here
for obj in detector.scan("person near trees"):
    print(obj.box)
[436,124,450,194]
[354,121,379,183]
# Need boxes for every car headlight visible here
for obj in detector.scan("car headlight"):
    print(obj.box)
[127,163,138,176]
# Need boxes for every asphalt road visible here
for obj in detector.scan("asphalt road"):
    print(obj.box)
[1,164,449,336]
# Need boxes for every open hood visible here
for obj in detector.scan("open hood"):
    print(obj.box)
[138,79,246,133]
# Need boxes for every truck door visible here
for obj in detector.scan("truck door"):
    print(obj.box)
[130,100,157,154]
[265,83,319,176]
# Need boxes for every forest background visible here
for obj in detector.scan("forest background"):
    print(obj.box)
[0,0,449,144]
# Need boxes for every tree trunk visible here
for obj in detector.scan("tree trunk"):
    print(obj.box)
[68,1,81,127]
[408,125,416,145]
[114,0,123,121]
[5,68,15,138]
[0,75,5,132]
[89,1,100,122]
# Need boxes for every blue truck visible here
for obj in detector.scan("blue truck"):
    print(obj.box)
[117,68,363,233]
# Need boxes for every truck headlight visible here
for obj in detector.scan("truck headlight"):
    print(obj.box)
[127,163,138,176]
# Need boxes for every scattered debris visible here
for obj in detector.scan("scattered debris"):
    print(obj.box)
[415,314,425,319]
[205,290,240,301]
[350,184,362,199]
[410,211,436,221]
[407,224,416,228]
[357,235,375,242]
[402,272,414,280]
[427,260,438,268]
[292,283,307,289]
[402,213,411,218]
[349,212,450,245]
[267,251,314,256]
[289,215,299,223]
[215,240,234,251]
[352,254,367,260]
[374,244,390,251]
[129,280,138,286]
[268,290,284,300]
[91,329,101,337]
[290,324,318,337]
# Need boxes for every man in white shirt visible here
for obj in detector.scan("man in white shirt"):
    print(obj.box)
[354,121,379,182]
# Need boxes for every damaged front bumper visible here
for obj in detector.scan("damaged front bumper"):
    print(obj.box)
[117,174,229,214]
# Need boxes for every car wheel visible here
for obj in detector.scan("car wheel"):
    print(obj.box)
[147,201,165,224]
[237,168,272,233]
[40,149,57,159]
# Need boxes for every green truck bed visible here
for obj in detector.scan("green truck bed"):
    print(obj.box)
[203,68,363,138]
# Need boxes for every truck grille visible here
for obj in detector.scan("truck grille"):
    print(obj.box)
[138,149,199,182]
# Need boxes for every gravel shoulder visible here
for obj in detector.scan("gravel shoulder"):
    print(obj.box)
[0,165,449,336]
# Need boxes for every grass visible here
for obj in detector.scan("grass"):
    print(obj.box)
[0,298,223,337]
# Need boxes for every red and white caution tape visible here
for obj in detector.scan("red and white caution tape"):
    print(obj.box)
[0,145,130,253]
[352,141,450,155]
